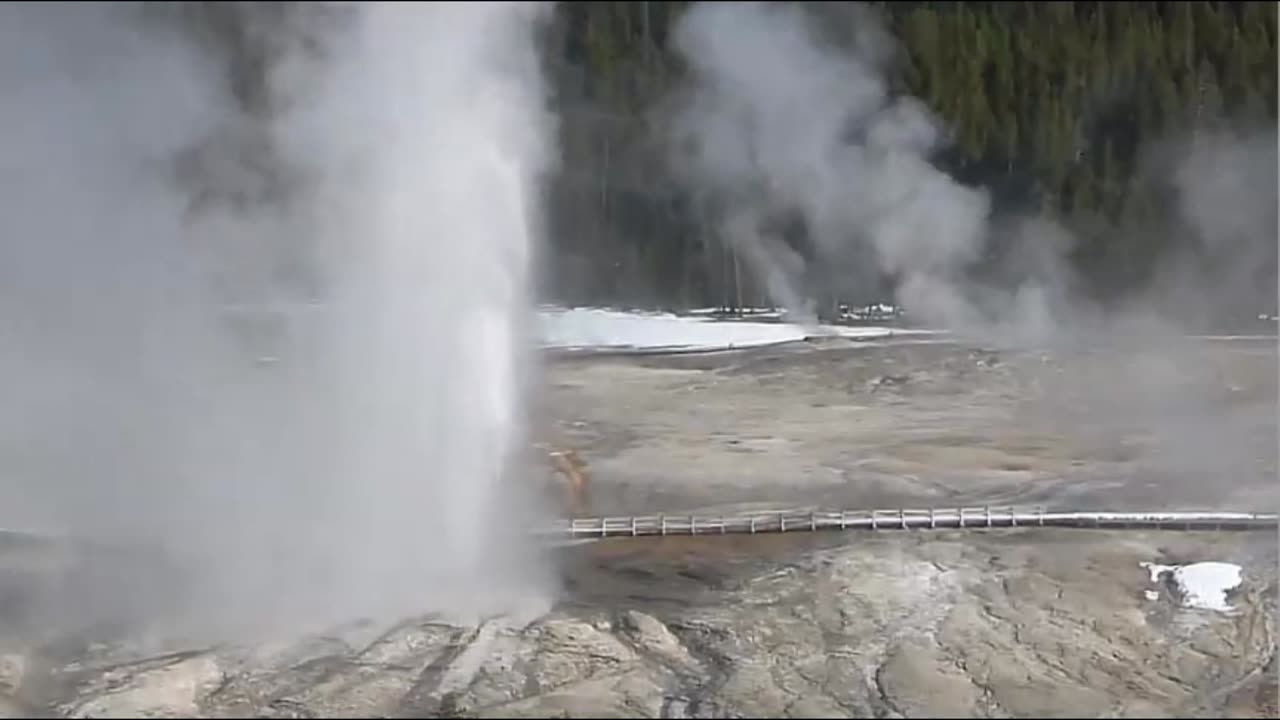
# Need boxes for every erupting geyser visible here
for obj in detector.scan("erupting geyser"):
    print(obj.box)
[0,1,557,642]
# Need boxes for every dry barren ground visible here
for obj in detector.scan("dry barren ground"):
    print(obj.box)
[3,335,1277,718]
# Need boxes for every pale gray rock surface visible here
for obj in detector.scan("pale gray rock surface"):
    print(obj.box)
[5,530,1275,718]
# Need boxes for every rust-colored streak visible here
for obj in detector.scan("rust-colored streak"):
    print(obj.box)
[547,447,590,516]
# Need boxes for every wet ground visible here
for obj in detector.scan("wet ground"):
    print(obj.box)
[3,334,1277,717]
[538,334,1277,515]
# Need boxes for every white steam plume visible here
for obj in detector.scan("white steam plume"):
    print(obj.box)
[664,2,1276,343]
[1142,130,1279,331]
[665,1,995,333]
[0,1,556,644]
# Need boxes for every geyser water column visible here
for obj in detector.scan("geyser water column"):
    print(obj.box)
[310,1,560,621]
[0,1,558,640]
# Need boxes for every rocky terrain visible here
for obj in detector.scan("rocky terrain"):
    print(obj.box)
[3,335,1277,717]
[3,529,1275,718]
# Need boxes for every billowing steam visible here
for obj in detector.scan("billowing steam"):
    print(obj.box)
[0,1,556,643]
[664,1,1276,343]
[1143,131,1279,331]
[665,1,995,332]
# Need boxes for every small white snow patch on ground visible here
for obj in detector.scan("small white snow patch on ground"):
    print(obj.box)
[1140,561,1244,613]
[537,306,940,352]
[538,307,806,351]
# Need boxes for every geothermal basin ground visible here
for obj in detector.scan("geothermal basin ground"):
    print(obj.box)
[2,313,1278,718]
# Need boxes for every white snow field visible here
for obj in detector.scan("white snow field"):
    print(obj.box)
[536,306,937,353]
[1141,561,1245,613]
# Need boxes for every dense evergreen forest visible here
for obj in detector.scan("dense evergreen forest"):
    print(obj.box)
[538,1,1278,314]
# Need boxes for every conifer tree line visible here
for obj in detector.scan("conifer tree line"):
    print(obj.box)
[538,1,1278,313]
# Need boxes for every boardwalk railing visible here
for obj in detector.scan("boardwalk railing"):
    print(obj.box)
[538,507,1278,540]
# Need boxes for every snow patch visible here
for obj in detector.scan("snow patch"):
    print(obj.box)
[538,306,806,351]
[1140,561,1244,613]
[537,306,937,353]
